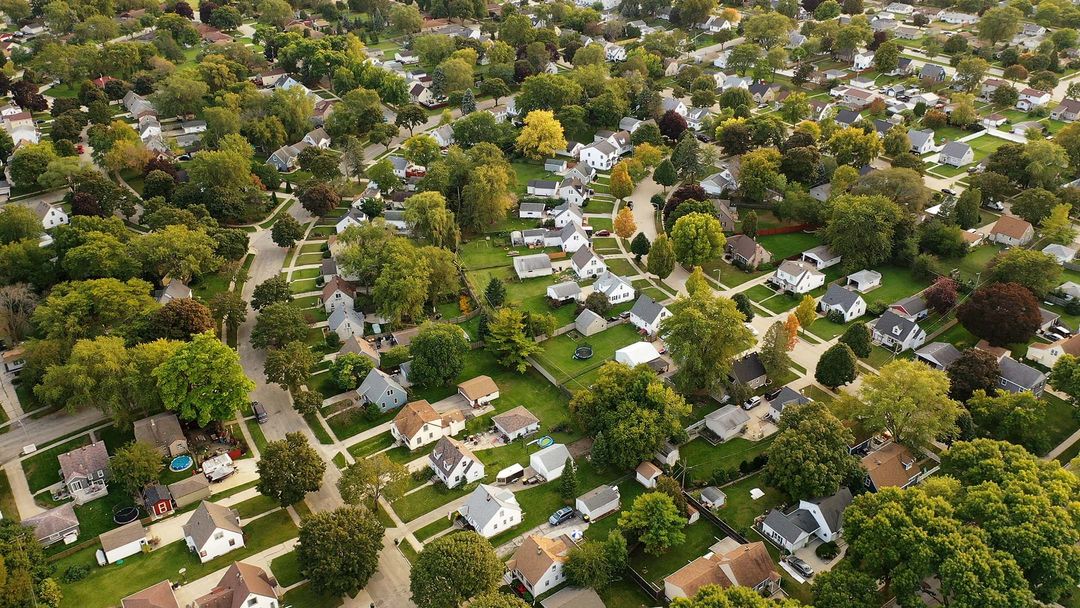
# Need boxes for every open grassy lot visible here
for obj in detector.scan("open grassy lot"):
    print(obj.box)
[22,435,91,493]
[680,436,776,484]
[233,494,280,519]
[716,473,787,535]
[534,324,644,385]
[467,266,581,327]
[757,232,821,260]
[1043,394,1080,455]
[699,257,766,287]
[55,510,298,608]
[511,161,558,195]
[459,237,518,270]
[280,582,344,608]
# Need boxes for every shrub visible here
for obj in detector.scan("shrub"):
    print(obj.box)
[324,332,341,349]
[363,402,381,420]
[63,565,90,583]
[868,300,888,316]
[815,541,840,560]
[826,309,845,324]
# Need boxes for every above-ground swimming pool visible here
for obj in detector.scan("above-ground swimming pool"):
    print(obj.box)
[536,435,555,448]
[169,454,194,472]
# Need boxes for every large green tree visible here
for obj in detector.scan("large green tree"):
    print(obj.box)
[617,491,686,555]
[659,290,755,392]
[485,307,541,373]
[257,432,326,507]
[251,302,309,350]
[764,401,860,500]
[110,440,164,496]
[297,506,384,596]
[823,194,903,271]
[154,332,254,425]
[411,532,505,608]
[337,453,408,510]
[409,321,469,387]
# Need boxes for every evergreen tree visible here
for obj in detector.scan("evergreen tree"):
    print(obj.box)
[733,293,754,321]
[559,457,578,501]
[477,312,489,341]
[484,277,506,307]
[630,232,651,261]
[647,233,676,279]
[670,132,702,180]
[838,322,872,357]
[741,210,758,238]
[956,187,981,229]
[461,88,476,114]
[654,158,678,191]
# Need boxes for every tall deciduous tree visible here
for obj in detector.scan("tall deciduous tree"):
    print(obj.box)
[411,532,504,608]
[957,283,1041,346]
[515,110,567,160]
[264,340,316,391]
[617,492,685,555]
[271,214,305,248]
[252,302,309,350]
[647,233,676,279]
[338,453,408,509]
[660,290,755,392]
[946,348,1000,402]
[155,332,254,426]
[838,322,871,357]
[251,275,292,310]
[257,432,326,507]
[815,343,858,388]
[110,441,165,495]
[409,321,469,386]
[670,212,725,267]
[765,402,860,500]
[823,194,903,271]
[298,507,384,596]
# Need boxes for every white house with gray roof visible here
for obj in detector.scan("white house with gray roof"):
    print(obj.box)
[760,488,853,552]
[514,253,554,279]
[818,285,866,322]
[572,247,606,279]
[458,484,521,537]
[765,386,811,422]
[801,245,842,270]
[356,368,408,412]
[591,271,635,305]
[575,308,607,336]
[770,260,825,294]
[705,404,750,441]
[915,342,962,370]
[545,223,590,253]
[183,501,243,563]
[551,202,584,228]
[328,306,365,341]
[908,128,936,154]
[519,202,547,218]
[998,356,1046,396]
[530,443,572,481]
[579,140,620,170]
[629,294,671,335]
[939,141,974,167]
[429,437,484,488]
[576,485,620,521]
[547,281,581,302]
[871,310,926,352]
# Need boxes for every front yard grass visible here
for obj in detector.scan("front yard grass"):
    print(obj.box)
[415,517,454,542]
[233,493,280,518]
[280,582,343,608]
[629,517,732,585]
[55,510,298,608]
[22,435,91,493]
[603,257,640,277]
[245,419,268,455]
[1042,394,1080,455]
[270,550,304,587]
[0,471,16,520]
[699,257,766,287]
[757,232,821,260]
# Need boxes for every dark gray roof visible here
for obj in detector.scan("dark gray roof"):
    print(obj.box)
[820,284,863,313]
[142,483,172,504]
[873,119,894,136]
[762,508,818,543]
[730,352,766,383]
[891,295,927,316]
[630,294,666,325]
[767,386,811,415]
[529,179,559,189]
[577,485,619,511]
[875,310,920,339]
[320,258,337,275]
[920,63,946,77]
[835,109,860,125]
[915,342,962,369]
[429,437,472,476]
[999,356,1045,390]
[806,487,853,533]
[519,202,547,214]
[908,128,934,149]
[572,246,599,268]
[941,141,971,158]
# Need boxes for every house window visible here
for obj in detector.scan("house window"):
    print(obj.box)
[248,598,257,606]
[229,539,236,546]
[214,532,223,539]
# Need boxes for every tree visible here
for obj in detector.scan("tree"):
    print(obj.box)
[852,168,932,213]
[150,71,209,118]
[395,104,427,136]
[973,271,1043,337]
[733,293,754,323]
[485,276,506,308]
[329,352,375,391]
[411,532,504,608]
[486,308,541,372]
[794,294,817,330]
[297,507,384,596]
[660,290,755,392]
[654,159,677,191]
[410,322,469,387]
[404,192,458,249]
[1012,187,1059,226]
[298,182,342,217]
[1050,354,1080,404]
[1025,140,1070,189]
[610,164,634,203]
[9,142,58,187]
[264,341,316,392]
[0,284,37,345]
[257,432,325,507]
[738,148,786,203]
[338,453,408,510]
[874,40,900,73]
[467,593,531,608]
[0,206,42,245]
[759,321,793,380]
[617,492,685,555]
[658,110,688,141]
[924,277,958,314]
[390,2,422,32]
[826,126,883,167]
[252,302,309,350]
[838,322,871,358]
[460,164,515,231]
[765,402,860,500]
[565,531,627,590]
[479,78,510,104]
[515,110,567,160]
[110,441,164,496]
[570,362,689,468]
[155,332,254,426]
[270,215,305,251]
[252,275,292,310]
[987,249,1061,298]
[585,291,613,317]
[151,298,214,341]
[955,187,981,229]
[843,359,960,449]
[670,131,702,180]
[630,233,651,261]
[978,6,1023,46]
[670,212,725,267]
[823,194,903,271]
[1042,204,1078,244]
[955,56,990,93]
[559,458,578,501]
[812,566,881,608]
[648,233,676,279]
[966,390,1050,453]
[815,343,858,388]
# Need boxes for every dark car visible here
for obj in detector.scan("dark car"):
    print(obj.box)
[787,556,814,578]
[942,188,957,196]
[548,506,574,526]
[763,388,783,401]
[595,230,611,236]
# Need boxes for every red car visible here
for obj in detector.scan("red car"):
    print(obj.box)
[595,230,611,236]
[75,144,84,154]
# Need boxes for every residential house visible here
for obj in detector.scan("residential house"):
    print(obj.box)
[765,386,811,422]
[725,235,771,270]
[2,346,25,373]
[508,534,575,596]
[134,413,187,457]
[629,294,671,336]
[547,281,581,303]
[30,201,68,229]
[770,260,826,294]
[705,404,751,441]
[458,375,500,407]
[919,63,947,82]
[528,443,570,481]
[142,484,174,519]
[748,83,780,104]
[701,169,737,195]
[2,111,38,146]
[514,253,554,279]
[989,215,1034,247]
[890,294,929,321]
[575,308,607,336]
[714,200,739,231]
[337,335,380,366]
[760,488,853,551]
[998,355,1047,395]
[908,128,936,154]
[604,43,627,62]
[980,78,1008,101]
[429,437,485,488]
[194,562,279,608]
[1028,333,1080,368]
[662,97,688,117]
[267,144,303,172]
[842,88,878,108]
[328,306,364,341]
[154,280,191,305]
[871,310,927,352]
[818,285,866,322]
[519,202,547,219]
[730,352,768,389]
[456,485,520,538]
[809,183,832,202]
[122,581,179,608]
[183,501,243,563]
[545,158,568,173]
[853,51,874,71]
[1018,88,1052,110]
[939,141,974,167]
[591,271,635,305]
[321,276,355,314]
[1044,243,1078,265]
[686,107,710,131]
[579,140,620,170]
[861,443,921,491]
[802,245,842,270]
[940,11,978,24]
[700,15,732,32]
[846,269,882,292]
[432,124,454,148]
[635,461,662,488]
[357,368,408,412]
[391,399,465,450]
[168,476,212,510]
[576,485,620,521]
[492,406,540,441]
[571,247,606,279]
[383,210,409,232]
[663,543,780,601]
[834,108,861,127]
[1052,98,1080,122]
[24,503,80,547]
[915,342,962,370]
[551,202,584,228]
[58,441,110,504]
[335,208,368,234]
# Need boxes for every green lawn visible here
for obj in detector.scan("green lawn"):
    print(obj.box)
[716,473,787,535]
[304,412,334,445]
[245,420,268,455]
[270,550,304,587]
[808,316,856,340]
[0,471,16,520]
[533,324,644,386]
[346,432,395,459]
[466,266,580,327]
[629,517,732,585]
[1042,394,1080,455]
[415,517,454,542]
[757,232,821,260]
[699,257,766,288]
[459,237,517,271]
[604,257,640,277]
[233,494,280,518]
[55,510,298,608]
[392,482,475,522]
[281,582,344,608]
[680,436,775,484]
[290,278,319,294]
[593,237,619,252]
[72,491,140,543]
[589,217,613,232]
[511,161,558,195]
[22,435,91,493]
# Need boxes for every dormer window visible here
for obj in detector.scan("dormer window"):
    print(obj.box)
[892,326,901,336]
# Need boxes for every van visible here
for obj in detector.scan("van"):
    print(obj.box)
[252,401,268,423]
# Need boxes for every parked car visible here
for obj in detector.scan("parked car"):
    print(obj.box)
[626,201,633,209]
[75,144,84,154]
[941,188,957,196]
[787,556,814,578]
[985,201,1004,211]
[741,396,761,411]
[252,401,268,423]
[595,230,611,236]
[763,388,783,401]
[548,506,574,526]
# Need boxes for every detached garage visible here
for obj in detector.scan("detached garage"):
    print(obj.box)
[576,485,620,521]
[97,522,147,565]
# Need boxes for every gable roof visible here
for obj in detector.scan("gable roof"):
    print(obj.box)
[429,436,477,476]
[492,405,539,434]
[358,368,405,401]
[133,413,185,450]
[508,534,573,586]
[393,400,441,439]
[321,276,355,302]
[460,482,519,526]
[571,246,601,270]
[665,542,778,596]
[593,271,633,298]
[766,386,811,415]
[940,141,971,158]
[999,356,1045,389]
[861,443,919,489]
[458,375,499,400]
[183,501,241,550]
[195,562,278,608]
[24,503,79,542]
[730,352,766,383]
[59,441,109,482]
[577,485,619,512]
[100,521,146,553]
[820,284,863,313]
[705,404,751,433]
[630,294,667,325]
[807,487,853,532]
[874,310,921,340]
[576,307,604,328]
[915,342,962,369]
[122,581,180,608]
[990,215,1033,239]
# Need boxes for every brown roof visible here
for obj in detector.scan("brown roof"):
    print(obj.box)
[168,475,210,498]
[458,375,499,401]
[122,580,180,608]
[133,413,185,451]
[1031,333,1080,354]
[861,443,920,489]
[58,441,109,483]
[975,339,1008,361]
[321,276,356,302]
[990,215,1032,239]
[507,534,575,586]
[194,562,278,608]
[665,542,779,596]
[492,406,540,434]
[1,346,25,363]
[393,400,441,439]
[100,521,146,552]
[636,461,661,479]
[338,335,380,362]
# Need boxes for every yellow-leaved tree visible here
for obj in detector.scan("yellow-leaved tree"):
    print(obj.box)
[514,110,567,160]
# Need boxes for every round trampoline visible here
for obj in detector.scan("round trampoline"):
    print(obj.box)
[573,344,594,360]
[169,454,194,472]
[113,506,139,525]
[536,435,555,448]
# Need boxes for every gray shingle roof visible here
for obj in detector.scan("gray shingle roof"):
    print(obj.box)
[806,487,853,533]
[941,141,971,158]
[730,353,766,384]
[630,294,666,325]
[183,501,240,550]
[820,284,863,313]
[999,356,1045,390]
[577,485,619,511]
[762,508,817,543]
[767,386,811,415]
[875,310,920,339]
[357,368,404,402]
[548,281,581,299]
[916,342,962,369]
[908,128,934,150]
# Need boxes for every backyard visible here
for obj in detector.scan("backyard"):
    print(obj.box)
[533,324,644,385]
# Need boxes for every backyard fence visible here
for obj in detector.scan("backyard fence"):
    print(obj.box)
[684,490,748,544]
[624,563,665,603]
[755,223,815,237]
